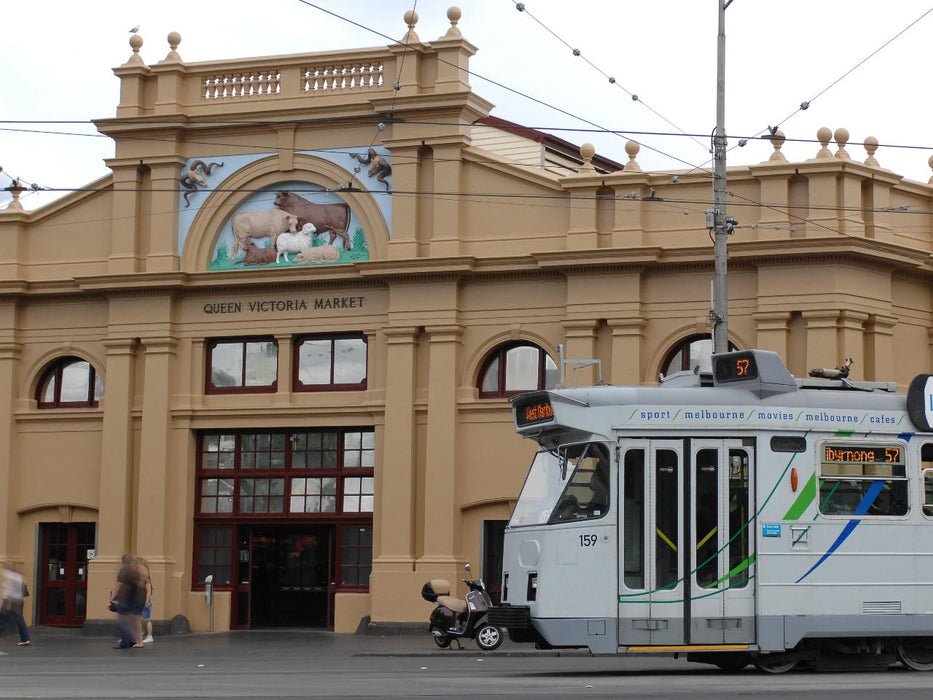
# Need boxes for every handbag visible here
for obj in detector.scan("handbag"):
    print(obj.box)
[21,583,28,598]
[108,599,119,613]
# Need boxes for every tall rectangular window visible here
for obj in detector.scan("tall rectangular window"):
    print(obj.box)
[195,526,233,585]
[207,338,277,393]
[340,527,373,587]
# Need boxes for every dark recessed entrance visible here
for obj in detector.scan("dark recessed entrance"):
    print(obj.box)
[235,525,334,629]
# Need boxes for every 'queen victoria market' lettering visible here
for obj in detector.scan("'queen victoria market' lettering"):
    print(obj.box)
[203,297,367,314]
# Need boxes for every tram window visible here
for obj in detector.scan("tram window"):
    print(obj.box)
[623,450,645,589]
[818,442,908,517]
[655,450,679,590]
[549,443,610,523]
[923,470,933,517]
[771,436,806,453]
[728,450,750,589]
[695,449,719,589]
[922,445,933,518]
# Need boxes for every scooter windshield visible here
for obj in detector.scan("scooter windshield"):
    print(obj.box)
[508,450,568,527]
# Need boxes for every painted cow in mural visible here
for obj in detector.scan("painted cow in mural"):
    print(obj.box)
[230,208,299,257]
[273,191,352,250]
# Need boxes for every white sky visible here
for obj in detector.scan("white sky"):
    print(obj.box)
[3,0,933,210]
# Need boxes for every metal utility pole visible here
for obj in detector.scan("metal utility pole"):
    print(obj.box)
[710,0,734,354]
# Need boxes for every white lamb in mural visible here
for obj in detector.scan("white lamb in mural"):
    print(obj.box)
[275,223,317,263]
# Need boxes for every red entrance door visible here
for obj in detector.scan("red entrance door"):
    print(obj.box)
[40,523,96,626]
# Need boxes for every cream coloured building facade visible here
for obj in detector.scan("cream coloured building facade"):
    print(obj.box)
[2,8,933,634]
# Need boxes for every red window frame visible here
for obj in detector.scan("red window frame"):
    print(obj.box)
[477,342,555,398]
[194,429,375,592]
[293,334,367,392]
[36,357,101,409]
[205,337,278,395]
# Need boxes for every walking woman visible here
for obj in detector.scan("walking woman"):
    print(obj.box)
[0,562,32,646]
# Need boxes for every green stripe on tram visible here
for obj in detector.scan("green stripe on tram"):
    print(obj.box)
[783,472,816,520]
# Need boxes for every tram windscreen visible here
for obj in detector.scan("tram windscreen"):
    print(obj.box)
[508,450,570,527]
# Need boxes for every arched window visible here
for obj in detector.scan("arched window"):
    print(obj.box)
[36,357,103,408]
[660,335,737,378]
[477,342,558,398]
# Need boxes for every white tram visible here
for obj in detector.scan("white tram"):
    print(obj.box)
[488,349,933,672]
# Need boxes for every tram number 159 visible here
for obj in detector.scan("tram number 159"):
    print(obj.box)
[579,534,597,547]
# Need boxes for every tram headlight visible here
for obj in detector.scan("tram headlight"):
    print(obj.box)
[527,572,538,601]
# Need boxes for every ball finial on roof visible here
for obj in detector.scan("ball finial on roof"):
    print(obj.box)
[833,127,850,160]
[445,7,462,37]
[623,140,642,172]
[768,130,787,162]
[863,136,880,167]
[161,31,182,63]
[928,154,933,184]
[579,142,596,171]
[815,127,833,159]
[402,10,420,43]
[122,32,146,67]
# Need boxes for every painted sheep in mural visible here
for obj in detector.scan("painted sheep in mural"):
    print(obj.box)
[295,244,340,264]
[275,223,316,263]
[230,208,299,257]
[273,191,352,250]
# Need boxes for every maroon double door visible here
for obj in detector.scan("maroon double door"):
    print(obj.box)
[39,523,96,626]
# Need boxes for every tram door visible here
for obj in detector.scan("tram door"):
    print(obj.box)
[689,439,755,645]
[618,439,755,646]
[619,440,685,645]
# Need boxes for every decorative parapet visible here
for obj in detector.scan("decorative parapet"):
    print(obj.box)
[109,7,472,118]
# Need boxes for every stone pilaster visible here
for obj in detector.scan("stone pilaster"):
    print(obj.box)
[607,318,646,385]
[801,310,841,373]
[88,337,137,618]
[369,326,419,620]
[0,336,22,558]
[865,314,896,382]
[561,320,600,386]
[752,311,791,360]
[416,324,463,579]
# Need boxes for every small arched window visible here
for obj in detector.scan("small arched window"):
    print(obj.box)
[661,335,737,378]
[478,342,558,398]
[36,357,103,408]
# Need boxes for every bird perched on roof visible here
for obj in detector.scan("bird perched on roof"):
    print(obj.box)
[129,25,140,33]
[808,357,854,380]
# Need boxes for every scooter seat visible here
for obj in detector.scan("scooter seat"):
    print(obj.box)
[429,579,451,596]
[436,595,468,614]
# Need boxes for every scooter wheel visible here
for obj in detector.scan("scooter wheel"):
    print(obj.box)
[432,632,451,649]
[475,624,503,651]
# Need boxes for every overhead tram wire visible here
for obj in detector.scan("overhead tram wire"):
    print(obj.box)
[7,7,930,234]
[509,0,710,155]
[294,0,699,172]
[746,6,933,144]
[663,5,933,182]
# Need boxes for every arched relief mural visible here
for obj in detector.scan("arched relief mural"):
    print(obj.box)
[177,149,392,273]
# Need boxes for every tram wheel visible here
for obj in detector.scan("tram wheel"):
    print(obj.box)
[897,638,933,671]
[713,652,751,672]
[753,653,798,674]
[475,624,503,651]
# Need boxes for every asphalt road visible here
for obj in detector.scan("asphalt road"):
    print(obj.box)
[2,628,932,699]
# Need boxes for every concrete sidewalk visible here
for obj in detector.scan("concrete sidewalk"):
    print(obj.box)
[0,625,589,660]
